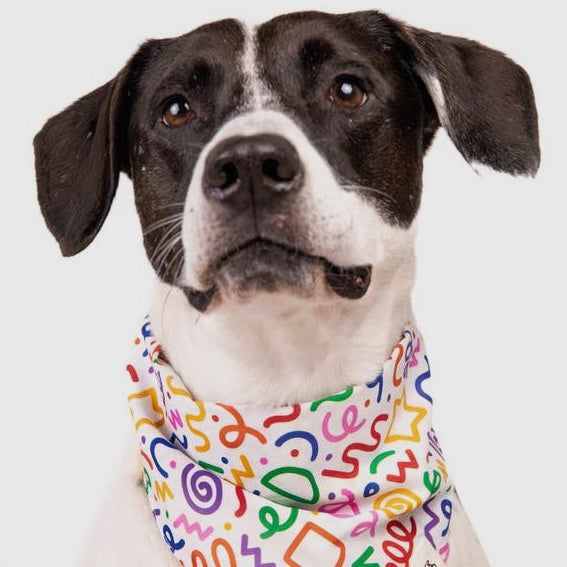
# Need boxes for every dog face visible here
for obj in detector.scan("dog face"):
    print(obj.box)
[34,11,539,313]
[178,14,434,308]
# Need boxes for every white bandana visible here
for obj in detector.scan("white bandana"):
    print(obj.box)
[127,318,453,566]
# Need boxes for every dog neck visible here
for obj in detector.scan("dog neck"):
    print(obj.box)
[150,252,415,406]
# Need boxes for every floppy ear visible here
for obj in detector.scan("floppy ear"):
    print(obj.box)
[34,57,136,256]
[396,23,540,176]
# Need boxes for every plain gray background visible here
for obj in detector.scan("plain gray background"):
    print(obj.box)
[1,0,564,565]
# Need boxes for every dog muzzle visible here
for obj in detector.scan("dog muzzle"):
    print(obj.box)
[127,319,453,566]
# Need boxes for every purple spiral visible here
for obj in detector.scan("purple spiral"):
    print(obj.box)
[181,463,223,515]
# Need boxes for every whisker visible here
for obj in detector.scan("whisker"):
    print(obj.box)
[152,225,182,262]
[184,141,206,151]
[340,183,397,206]
[154,202,186,211]
[153,234,183,276]
[150,218,183,265]
[170,246,186,283]
[143,213,184,236]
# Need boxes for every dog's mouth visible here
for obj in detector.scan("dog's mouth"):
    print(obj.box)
[183,237,372,312]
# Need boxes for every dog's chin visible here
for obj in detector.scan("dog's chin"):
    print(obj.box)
[216,241,321,301]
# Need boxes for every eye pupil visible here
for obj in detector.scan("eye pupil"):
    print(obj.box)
[330,77,367,109]
[163,97,192,127]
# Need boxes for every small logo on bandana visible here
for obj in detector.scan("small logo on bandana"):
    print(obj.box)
[410,537,445,567]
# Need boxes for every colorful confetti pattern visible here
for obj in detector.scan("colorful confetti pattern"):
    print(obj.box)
[127,318,453,566]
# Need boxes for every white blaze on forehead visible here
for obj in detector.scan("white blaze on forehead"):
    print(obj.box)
[240,21,274,110]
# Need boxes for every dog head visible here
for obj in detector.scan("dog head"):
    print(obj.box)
[34,10,539,314]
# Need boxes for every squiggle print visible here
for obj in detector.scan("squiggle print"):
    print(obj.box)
[127,318,453,565]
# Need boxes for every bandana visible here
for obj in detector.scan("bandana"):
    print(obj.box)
[127,318,453,566]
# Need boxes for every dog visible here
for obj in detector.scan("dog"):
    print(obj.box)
[34,9,539,567]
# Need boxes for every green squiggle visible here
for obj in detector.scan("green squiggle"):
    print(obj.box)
[310,387,354,411]
[352,545,380,567]
[258,506,298,539]
[369,450,395,474]
[424,470,442,495]
[261,466,320,504]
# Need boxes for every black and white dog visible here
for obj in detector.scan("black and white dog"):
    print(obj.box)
[34,10,539,567]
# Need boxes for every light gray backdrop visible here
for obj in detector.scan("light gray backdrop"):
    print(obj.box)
[1,1,563,565]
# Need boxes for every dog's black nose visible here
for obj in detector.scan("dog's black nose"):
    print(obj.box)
[203,134,303,204]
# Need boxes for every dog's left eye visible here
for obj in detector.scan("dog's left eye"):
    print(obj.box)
[162,96,193,127]
[330,76,367,109]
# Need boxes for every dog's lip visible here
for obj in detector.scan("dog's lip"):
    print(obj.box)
[181,238,373,312]
[214,236,317,269]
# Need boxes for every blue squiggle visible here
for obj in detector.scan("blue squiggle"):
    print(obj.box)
[275,430,319,461]
[441,498,453,536]
[150,437,176,478]
[366,374,384,403]
[415,355,432,403]
[169,431,188,449]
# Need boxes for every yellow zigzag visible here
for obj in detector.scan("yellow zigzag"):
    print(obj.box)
[229,454,255,487]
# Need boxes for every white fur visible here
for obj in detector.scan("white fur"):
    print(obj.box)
[81,439,179,567]
[151,263,414,406]
[419,73,449,129]
[240,23,273,110]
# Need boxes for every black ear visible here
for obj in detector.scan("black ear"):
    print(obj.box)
[396,23,540,176]
[34,63,132,256]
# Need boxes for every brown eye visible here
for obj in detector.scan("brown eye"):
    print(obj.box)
[330,77,367,109]
[162,96,192,127]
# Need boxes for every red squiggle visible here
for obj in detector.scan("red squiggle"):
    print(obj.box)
[322,414,388,479]
[126,364,139,382]
[263,404,301,428]
[383,516,417,567]
[234,485,247,517]
[386,449,418,483]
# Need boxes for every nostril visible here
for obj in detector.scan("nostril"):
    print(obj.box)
[262,158,296,183]
[204,159,240,201]
[219,161,239,189]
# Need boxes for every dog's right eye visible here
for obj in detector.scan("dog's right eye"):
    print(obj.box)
[330,76,367,109]
[162,96,193,128]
